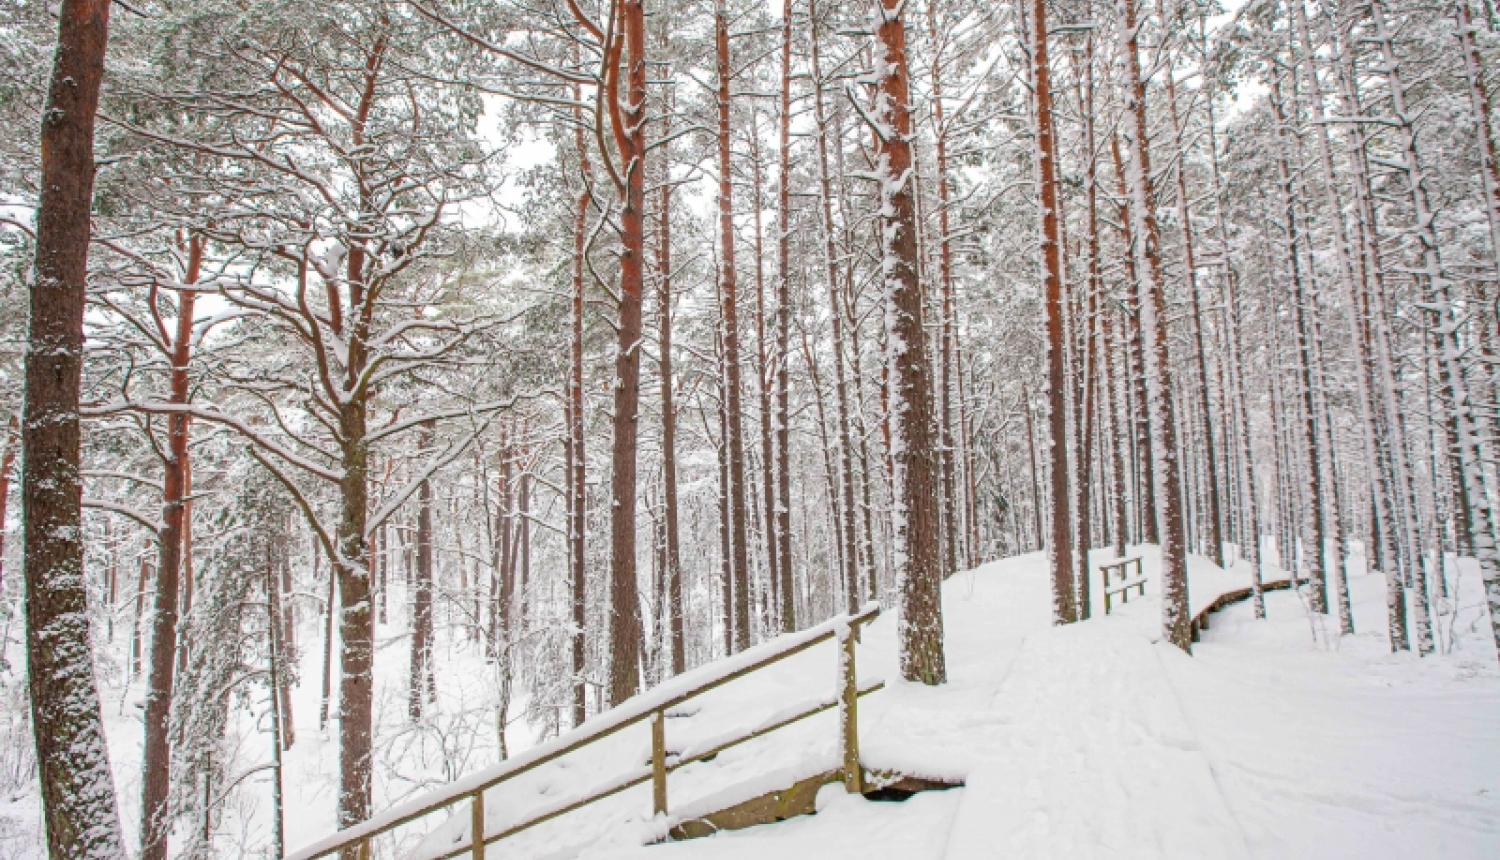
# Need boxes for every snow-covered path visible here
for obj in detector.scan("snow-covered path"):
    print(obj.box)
[605,546,1500,860]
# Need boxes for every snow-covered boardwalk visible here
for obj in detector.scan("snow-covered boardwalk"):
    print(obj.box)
[609,547,1500,860]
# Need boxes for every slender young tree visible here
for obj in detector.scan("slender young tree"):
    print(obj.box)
[715,0,752,651]
[140,235,203,860]
[775,0,797,631]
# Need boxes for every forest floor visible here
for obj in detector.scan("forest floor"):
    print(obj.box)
[606,545,1500,860]
[3,544,1497,859]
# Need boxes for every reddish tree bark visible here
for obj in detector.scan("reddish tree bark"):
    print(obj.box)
[409,421,435,719]
[141,235,201,860]
[1118,0,1191,649]
[715,0,752,651]
[24,1,126,856]
[873,0,946,683]
[607,0,649,706]
[1030,0,1077,626]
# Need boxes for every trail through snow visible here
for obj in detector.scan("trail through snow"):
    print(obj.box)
[609,545,1500,860]
[12,543,1496,859]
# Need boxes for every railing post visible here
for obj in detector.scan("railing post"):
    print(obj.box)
[839,624,862,794]
[471,789,485,860]
[651,710,668,815]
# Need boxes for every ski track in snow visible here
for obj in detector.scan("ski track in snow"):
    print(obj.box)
[6,544,1497,859]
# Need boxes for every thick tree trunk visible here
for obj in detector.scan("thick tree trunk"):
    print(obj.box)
[335,398,374,840]
[874,0,946,683]
[1333,13,1419,648]
[1030,0,1077,626]
[266,555,288,860]
[607,0,648,707]
[24,2,126,856]
[1118,0,1191,649]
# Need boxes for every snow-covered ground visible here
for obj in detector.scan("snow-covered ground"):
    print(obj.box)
[608,545,1500,860]
[6,543,1498,859]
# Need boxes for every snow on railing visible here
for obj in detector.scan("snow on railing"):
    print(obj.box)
[285,602,882,860]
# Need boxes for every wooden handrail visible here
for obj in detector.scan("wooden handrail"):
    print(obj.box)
[1100,557,1145,614]
[418,681,886,860]
[285,602,882,860]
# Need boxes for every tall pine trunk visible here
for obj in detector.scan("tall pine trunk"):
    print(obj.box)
[410,421,435,719]
[875,0,946,683]
[569,82,592,724]
[715,0,752,652]
[1118,0,1191,649]
[607,0,649,706]
[1030,0,1077,626]
[141,236,201,860]
[24,1,126,855]
[775,0,796,631]
[658,142,686,675]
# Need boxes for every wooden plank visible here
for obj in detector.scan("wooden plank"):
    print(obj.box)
[668,770,840,841]
[470,791,484,860]
[652,711,667,815]
[840,630,862,794]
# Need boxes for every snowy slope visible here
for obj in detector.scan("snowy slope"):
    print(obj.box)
[605,545,1500,860]
[11,543,1498,860]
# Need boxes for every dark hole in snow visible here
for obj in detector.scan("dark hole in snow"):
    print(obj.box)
[863,786,920,802]
[862,776,963,803]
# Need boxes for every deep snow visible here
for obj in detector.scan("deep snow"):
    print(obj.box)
[4,542,1497,859]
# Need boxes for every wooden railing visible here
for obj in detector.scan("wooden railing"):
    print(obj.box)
[1099,556,1145,614]
[285,603,883,860]
[1188,576,1295,641]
